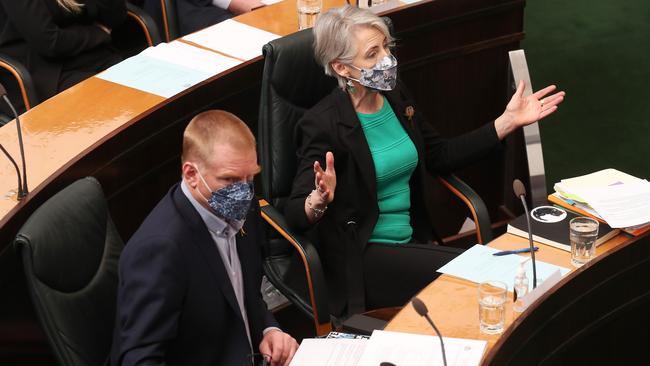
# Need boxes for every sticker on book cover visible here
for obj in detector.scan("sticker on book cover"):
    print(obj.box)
[530,206,567,223]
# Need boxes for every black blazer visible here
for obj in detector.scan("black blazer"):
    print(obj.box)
[284,84,501,315]
[0,0,126,104]
[111,183,278,366]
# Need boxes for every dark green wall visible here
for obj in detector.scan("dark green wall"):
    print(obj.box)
[523,0,650,190]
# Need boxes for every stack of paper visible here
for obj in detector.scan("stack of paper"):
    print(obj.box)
[549,169,650,233]
[97,41,241,98]
[289,330,486,366]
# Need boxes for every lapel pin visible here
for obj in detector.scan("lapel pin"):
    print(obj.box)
[404,106,415,121]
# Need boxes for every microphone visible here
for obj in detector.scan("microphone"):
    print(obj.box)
[513,179,537,288]
[411,297,447,366]
[0,83,28,199]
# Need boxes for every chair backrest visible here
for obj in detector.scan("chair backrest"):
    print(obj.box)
[483,234,650,365]
[0,52,39,120]
[258,28,337,208]
[13,177,124,366]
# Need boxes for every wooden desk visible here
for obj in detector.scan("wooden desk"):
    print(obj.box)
[384,232,635,362]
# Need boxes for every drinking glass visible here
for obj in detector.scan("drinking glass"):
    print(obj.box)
[478,280,507,334]
[297,0,322,30]
[570,216,599,267]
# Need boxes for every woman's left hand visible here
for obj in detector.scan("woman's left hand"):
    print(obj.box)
[495,80,566,140]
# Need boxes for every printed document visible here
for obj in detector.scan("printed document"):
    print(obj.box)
[289,338,367,366]
[97,55,211,98]
[437,244,570,291]
[183,19,280,60]
[97,41,240,98]
[572,180,650,228]
[554,168,642,203]
[141,41,241,74]
[357,330,486,366]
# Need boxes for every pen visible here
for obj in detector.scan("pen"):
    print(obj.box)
[493,246,539,256]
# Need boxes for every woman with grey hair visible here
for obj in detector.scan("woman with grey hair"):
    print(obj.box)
[0,0,126,111]
[284,5,565,317]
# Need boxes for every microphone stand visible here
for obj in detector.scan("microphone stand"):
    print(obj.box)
[0,144,23,198]
[411,297,447,366]
[2,94,28,198]
[513,179,537,288]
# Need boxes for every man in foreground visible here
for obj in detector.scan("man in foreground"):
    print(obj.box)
[111,110,298,365]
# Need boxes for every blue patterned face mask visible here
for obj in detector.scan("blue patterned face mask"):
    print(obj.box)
[348,55,398,91]
[196,169,254,221]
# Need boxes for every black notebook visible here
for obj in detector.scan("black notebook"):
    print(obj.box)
[507,206,620,252]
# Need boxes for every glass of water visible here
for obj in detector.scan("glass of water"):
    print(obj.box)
[297,0,322,30]
[478,280,507,335]
[570,216,599,267]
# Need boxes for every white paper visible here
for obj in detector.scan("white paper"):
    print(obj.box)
[289,338,367,366]
[358,330,487,366]
[560,168,641,189]
[97,54,211,98]
[183,19,280,60]
[261,0,283,5]
[437,244,570,292]
[572,181,650,228]
[141,41,241,75]
[96,41,242,98]
[554,168,642,203]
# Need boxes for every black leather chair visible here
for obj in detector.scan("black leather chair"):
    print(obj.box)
[159,0,181,42]
[13,177,124,366]
[0,3,161,123]
[257,26,493,335]
[113,3,163,55]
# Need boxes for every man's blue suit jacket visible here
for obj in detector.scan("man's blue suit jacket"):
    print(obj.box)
[111,183,278,365]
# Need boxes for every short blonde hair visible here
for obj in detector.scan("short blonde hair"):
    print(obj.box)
[313,5,394,89]
[182,110,256,167]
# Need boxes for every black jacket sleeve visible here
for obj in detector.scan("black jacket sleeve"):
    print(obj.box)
[0,0,125,59]
[419,115,501,174]
[395,86,502,175]
[113,236,187,366]
[93,0,128,28]
[284,111,332,232]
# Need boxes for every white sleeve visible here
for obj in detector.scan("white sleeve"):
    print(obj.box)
[212,0,232,10]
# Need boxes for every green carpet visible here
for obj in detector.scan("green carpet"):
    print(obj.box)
[523,0,650,190]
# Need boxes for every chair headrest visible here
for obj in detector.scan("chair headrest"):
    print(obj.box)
[262,28,338,109]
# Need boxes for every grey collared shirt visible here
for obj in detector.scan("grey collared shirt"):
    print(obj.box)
[181,181,254,350]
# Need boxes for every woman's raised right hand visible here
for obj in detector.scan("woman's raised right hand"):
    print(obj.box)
[313,151,336,204]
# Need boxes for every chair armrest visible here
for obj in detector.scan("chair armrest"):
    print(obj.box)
[437,174,493,244]
[0,53,39,110]
[126,3,162,46]
[160,0,180,42]
[259,199,332,335]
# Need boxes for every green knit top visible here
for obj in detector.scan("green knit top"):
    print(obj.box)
[357,96,418,244]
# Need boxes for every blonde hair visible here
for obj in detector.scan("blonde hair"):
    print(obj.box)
[57,0,83,13]
[313,5,394,89]
[182,110,256,167]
